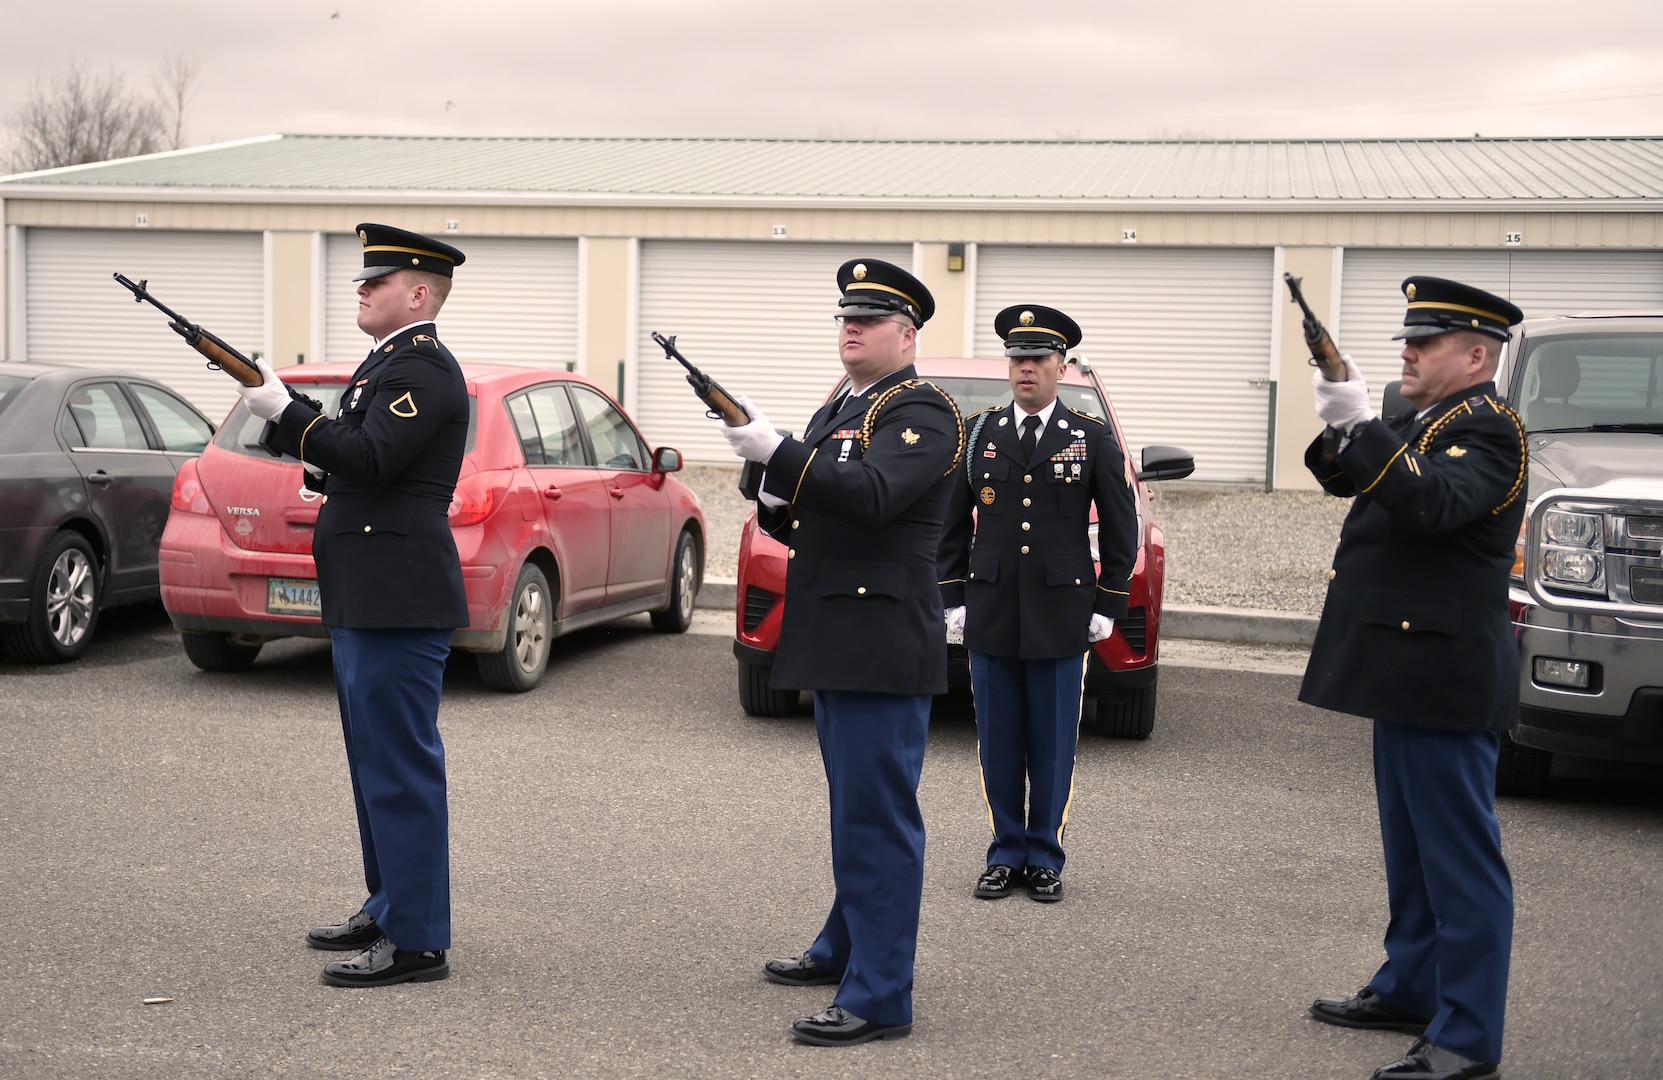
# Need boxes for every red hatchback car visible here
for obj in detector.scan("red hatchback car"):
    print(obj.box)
[732,357,1193,736]
[160,361,705,691]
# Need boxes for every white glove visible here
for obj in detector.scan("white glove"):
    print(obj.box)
[302,461,325,478]
[944,605,966,644]
[758,488,786,509]
[236,357,292,423]
[717,396,784,464]
[1312,355,1374,433]
[1087,613,1115,643]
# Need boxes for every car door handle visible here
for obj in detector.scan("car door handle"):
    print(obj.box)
[609,485,625,500]
[543,484,562,501]
[87,470,113,485]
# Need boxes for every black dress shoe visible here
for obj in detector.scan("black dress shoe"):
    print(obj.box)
[1025,866,1063,902]
[321,935,448,988]
[974,864,1020,899]
[1373,1038,1499,1080]
[305,908,382,951]
[763,953,840,986]
[1309,987,1431,1033]
[790,1005,911,1046]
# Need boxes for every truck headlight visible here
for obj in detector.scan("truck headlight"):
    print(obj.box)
[1538,509,1606,594]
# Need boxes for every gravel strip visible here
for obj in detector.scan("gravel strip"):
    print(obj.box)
[678,466,1350,617]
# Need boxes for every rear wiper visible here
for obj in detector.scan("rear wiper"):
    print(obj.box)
[1587,423,1663,433]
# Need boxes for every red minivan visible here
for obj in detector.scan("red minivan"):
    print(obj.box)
[160,361,705,691]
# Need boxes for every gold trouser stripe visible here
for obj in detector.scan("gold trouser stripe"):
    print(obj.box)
[1359,444,1407,494]
[969,658,997,836]
[362,243,457,263]
[298,414,324,465]
[1405,299,1508,323]
[1056,652,1090,847]
[790,447,817,505]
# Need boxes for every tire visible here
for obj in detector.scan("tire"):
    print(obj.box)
[650,530,699,633]
[1,531,101,663]
[180,631,262,672]
[1090,674,1157,739]
[1495,732,1552,797]
[738,659,800,718]
[476,562,553,693]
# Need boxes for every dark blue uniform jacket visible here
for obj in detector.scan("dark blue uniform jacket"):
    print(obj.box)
[758,366,961,697]
[268,323,470,630]
[1299,381,1527,733]
[938,403,1139,660]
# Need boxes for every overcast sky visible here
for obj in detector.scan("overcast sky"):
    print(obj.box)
[3,0,1661,150]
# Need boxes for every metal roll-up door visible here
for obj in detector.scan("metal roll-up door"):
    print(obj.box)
[636,241,911,461]
[324,235,579,369]
[1338,249,1663,407]
[973,245,1276,483]
[25,228,263,423]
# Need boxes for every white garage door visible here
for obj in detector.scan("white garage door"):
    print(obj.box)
[324,235,579,370]
[635,241,911,461]
[1338,249,1663,408]
[973,245,1276,483]
[24,228,264,423]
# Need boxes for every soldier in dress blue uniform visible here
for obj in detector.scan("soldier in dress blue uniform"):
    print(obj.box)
[716,258,962,1046]
[236,223,469,988]
[1299,277,1526,1080]
[938,306,1138,903]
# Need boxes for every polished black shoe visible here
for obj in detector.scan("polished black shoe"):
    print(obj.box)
[305,908,382,952]
[321,935,448,988]
[790,1005,911,1046]
[1309,987,1431,1033]
[763,953,839,986]
[1024,866,1063,902]
[974,864,1020,899]
[1373,1038,1499,1079]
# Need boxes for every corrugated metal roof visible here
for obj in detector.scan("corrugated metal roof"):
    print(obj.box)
[4,134,1662,204]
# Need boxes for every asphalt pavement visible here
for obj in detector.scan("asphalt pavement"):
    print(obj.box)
[2,605,1661,1079]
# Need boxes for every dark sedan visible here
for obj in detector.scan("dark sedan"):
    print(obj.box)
[0,363,215,662]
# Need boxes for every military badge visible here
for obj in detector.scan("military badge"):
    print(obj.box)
[350,386,364,410]
[901,428,920,445]
[1446,446,1468,457]
[979,486,996,506]
[389,391,418,418]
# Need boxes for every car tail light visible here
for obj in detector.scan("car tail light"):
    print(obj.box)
[171,459,212,515]
[448,470,513,526]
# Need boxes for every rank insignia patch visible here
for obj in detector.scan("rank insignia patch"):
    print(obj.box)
[901,428,920,445]
[1445,446,1468,457]
[389,391,418,418]
[979,486,996,506]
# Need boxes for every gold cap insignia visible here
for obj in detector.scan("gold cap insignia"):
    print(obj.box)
[359,229,368,242]
[901,428,920,445]
[1446,446,1468,457]
[1020,310,1035,326]
[1406,282,1417,300]
[853,263,868,281]
[412,257,420,265]
[979,486,996,506]
[389,391,418,418]
[1471,319,1480,328]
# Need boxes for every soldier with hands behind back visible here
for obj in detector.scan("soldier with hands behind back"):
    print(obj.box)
[235,224,469,988]
[1301,277,1526,1080]
[937,306,1138,904]
[715,258,961,1046]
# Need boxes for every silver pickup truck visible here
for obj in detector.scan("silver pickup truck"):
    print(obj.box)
[1497,314,1663,795]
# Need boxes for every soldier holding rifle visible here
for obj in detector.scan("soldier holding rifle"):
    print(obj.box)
[1295,275,1525,1080]
[710,258,960,1046]
[235,223,469,989]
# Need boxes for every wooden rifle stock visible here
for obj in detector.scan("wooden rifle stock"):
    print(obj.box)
[114,272,264,387]
[651,331,753,426]
[1282,272,1349,382]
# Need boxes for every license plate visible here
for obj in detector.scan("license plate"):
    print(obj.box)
[267,577,321,616]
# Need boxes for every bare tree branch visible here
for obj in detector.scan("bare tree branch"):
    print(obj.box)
[4,58,175,173]
[154,54,200,150]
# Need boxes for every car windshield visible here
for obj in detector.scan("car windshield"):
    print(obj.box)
[212,387,479,459]
[831,375,1108,423]
[0,374,28,421]
[1516,334,1663,433]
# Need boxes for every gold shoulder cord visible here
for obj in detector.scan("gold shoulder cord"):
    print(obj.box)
[1487,396,1527,514]
[856,379,965,477]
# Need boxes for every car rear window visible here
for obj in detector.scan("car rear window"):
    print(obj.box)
[212,388,479,459]
[1515,335,1663,432]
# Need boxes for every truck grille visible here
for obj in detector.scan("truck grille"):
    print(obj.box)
[743,586,778,632]
[1632,567,1663,605]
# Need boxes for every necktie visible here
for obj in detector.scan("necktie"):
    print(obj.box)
[1020,414,1041,460]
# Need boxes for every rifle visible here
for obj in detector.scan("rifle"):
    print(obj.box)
[651,331,764,500]
[1282,272,1348,383]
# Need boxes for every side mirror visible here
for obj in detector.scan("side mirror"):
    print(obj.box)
[1137,445,1195,483]
[1381,380,1409,420]
[652,446,683,474]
